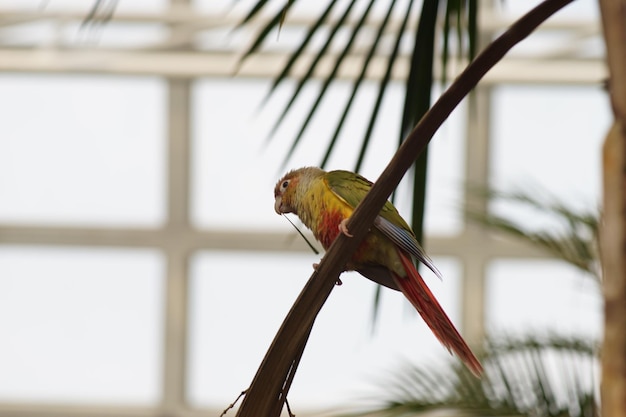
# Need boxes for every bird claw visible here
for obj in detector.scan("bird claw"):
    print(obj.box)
[338,219,353,237]
[312,263,342,285]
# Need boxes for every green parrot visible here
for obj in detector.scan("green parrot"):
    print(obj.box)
[274,166,483,376]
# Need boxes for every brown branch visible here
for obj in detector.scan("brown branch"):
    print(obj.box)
[220,391,247,417]
[235,0,574,415]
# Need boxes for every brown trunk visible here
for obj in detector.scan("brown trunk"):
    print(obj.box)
[599,1,626,417]
[601,123,626,417]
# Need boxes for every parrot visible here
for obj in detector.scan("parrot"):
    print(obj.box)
[274,166,483,377]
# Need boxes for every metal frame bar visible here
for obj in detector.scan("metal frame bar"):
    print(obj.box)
[0,4,606,83]
[162,78,192,416]
[0,49,606,82]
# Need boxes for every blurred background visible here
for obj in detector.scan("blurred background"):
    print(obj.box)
[0,0,606,416]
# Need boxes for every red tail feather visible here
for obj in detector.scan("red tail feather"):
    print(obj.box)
[393,251,483,377]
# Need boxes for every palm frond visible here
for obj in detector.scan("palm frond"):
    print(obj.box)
[262,0,340,102]
[347,335,599,417]
[441,0,478,84]
[81,0,118,29]
[361,0,431,324]
[400,0,438,244]
[442,1,455,84]
[238,0,271,26]
[467,187,600,281]
[322,0,404,170]
[279,0,379,168]
[468,0,478,59]
[262,0,359,152]
[236,5,290,64]
[237,0,295,28]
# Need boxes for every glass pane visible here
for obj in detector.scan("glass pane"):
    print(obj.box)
[191,78,465,235]
[490,85,609,231]
[187,251,461,410]
[0,75,166,227]
[0,246,164,404]
[486,259,602,339]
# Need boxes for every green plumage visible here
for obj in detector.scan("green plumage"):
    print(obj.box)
[274,167,483,376]
[324,170,414,233]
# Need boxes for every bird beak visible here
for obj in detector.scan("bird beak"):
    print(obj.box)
[275,196,293,215]
[274,196,283,214]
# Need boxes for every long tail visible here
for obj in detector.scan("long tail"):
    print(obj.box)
[394,251,483,377]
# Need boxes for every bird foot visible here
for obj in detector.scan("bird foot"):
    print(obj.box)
[312,263,343,286]
[338,219,353,237]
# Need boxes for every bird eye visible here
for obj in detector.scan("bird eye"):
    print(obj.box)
[281,180,289,190]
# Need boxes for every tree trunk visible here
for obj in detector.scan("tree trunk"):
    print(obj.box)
[601,123,626,417]
[598,1,626,417]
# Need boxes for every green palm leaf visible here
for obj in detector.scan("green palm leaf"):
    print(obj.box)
[401,0,438,243]
[279,0,378,167]
[236,6,290,64]
[260,0,360,149]
[322,0,403,169]
[347,335,599,417]
[237,0,294,29]
[262,0,340,102]
[467,187,600,280]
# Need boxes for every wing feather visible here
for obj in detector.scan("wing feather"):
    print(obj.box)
[325,170,440,278]
[374,216,441,279]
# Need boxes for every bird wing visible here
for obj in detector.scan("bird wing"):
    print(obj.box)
[324,170,441,278]
[354,265,400,291]
[374,216,441,279]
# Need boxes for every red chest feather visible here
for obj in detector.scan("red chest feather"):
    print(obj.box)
[315,208,374,265]
[316,210,344,249]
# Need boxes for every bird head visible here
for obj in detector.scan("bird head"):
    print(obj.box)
[274,166,324,215]
[274,170,299,215]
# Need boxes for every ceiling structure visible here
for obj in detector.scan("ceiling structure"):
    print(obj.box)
[0,4,605,82]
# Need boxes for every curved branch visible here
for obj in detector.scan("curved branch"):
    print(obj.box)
[235,0,574,415]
